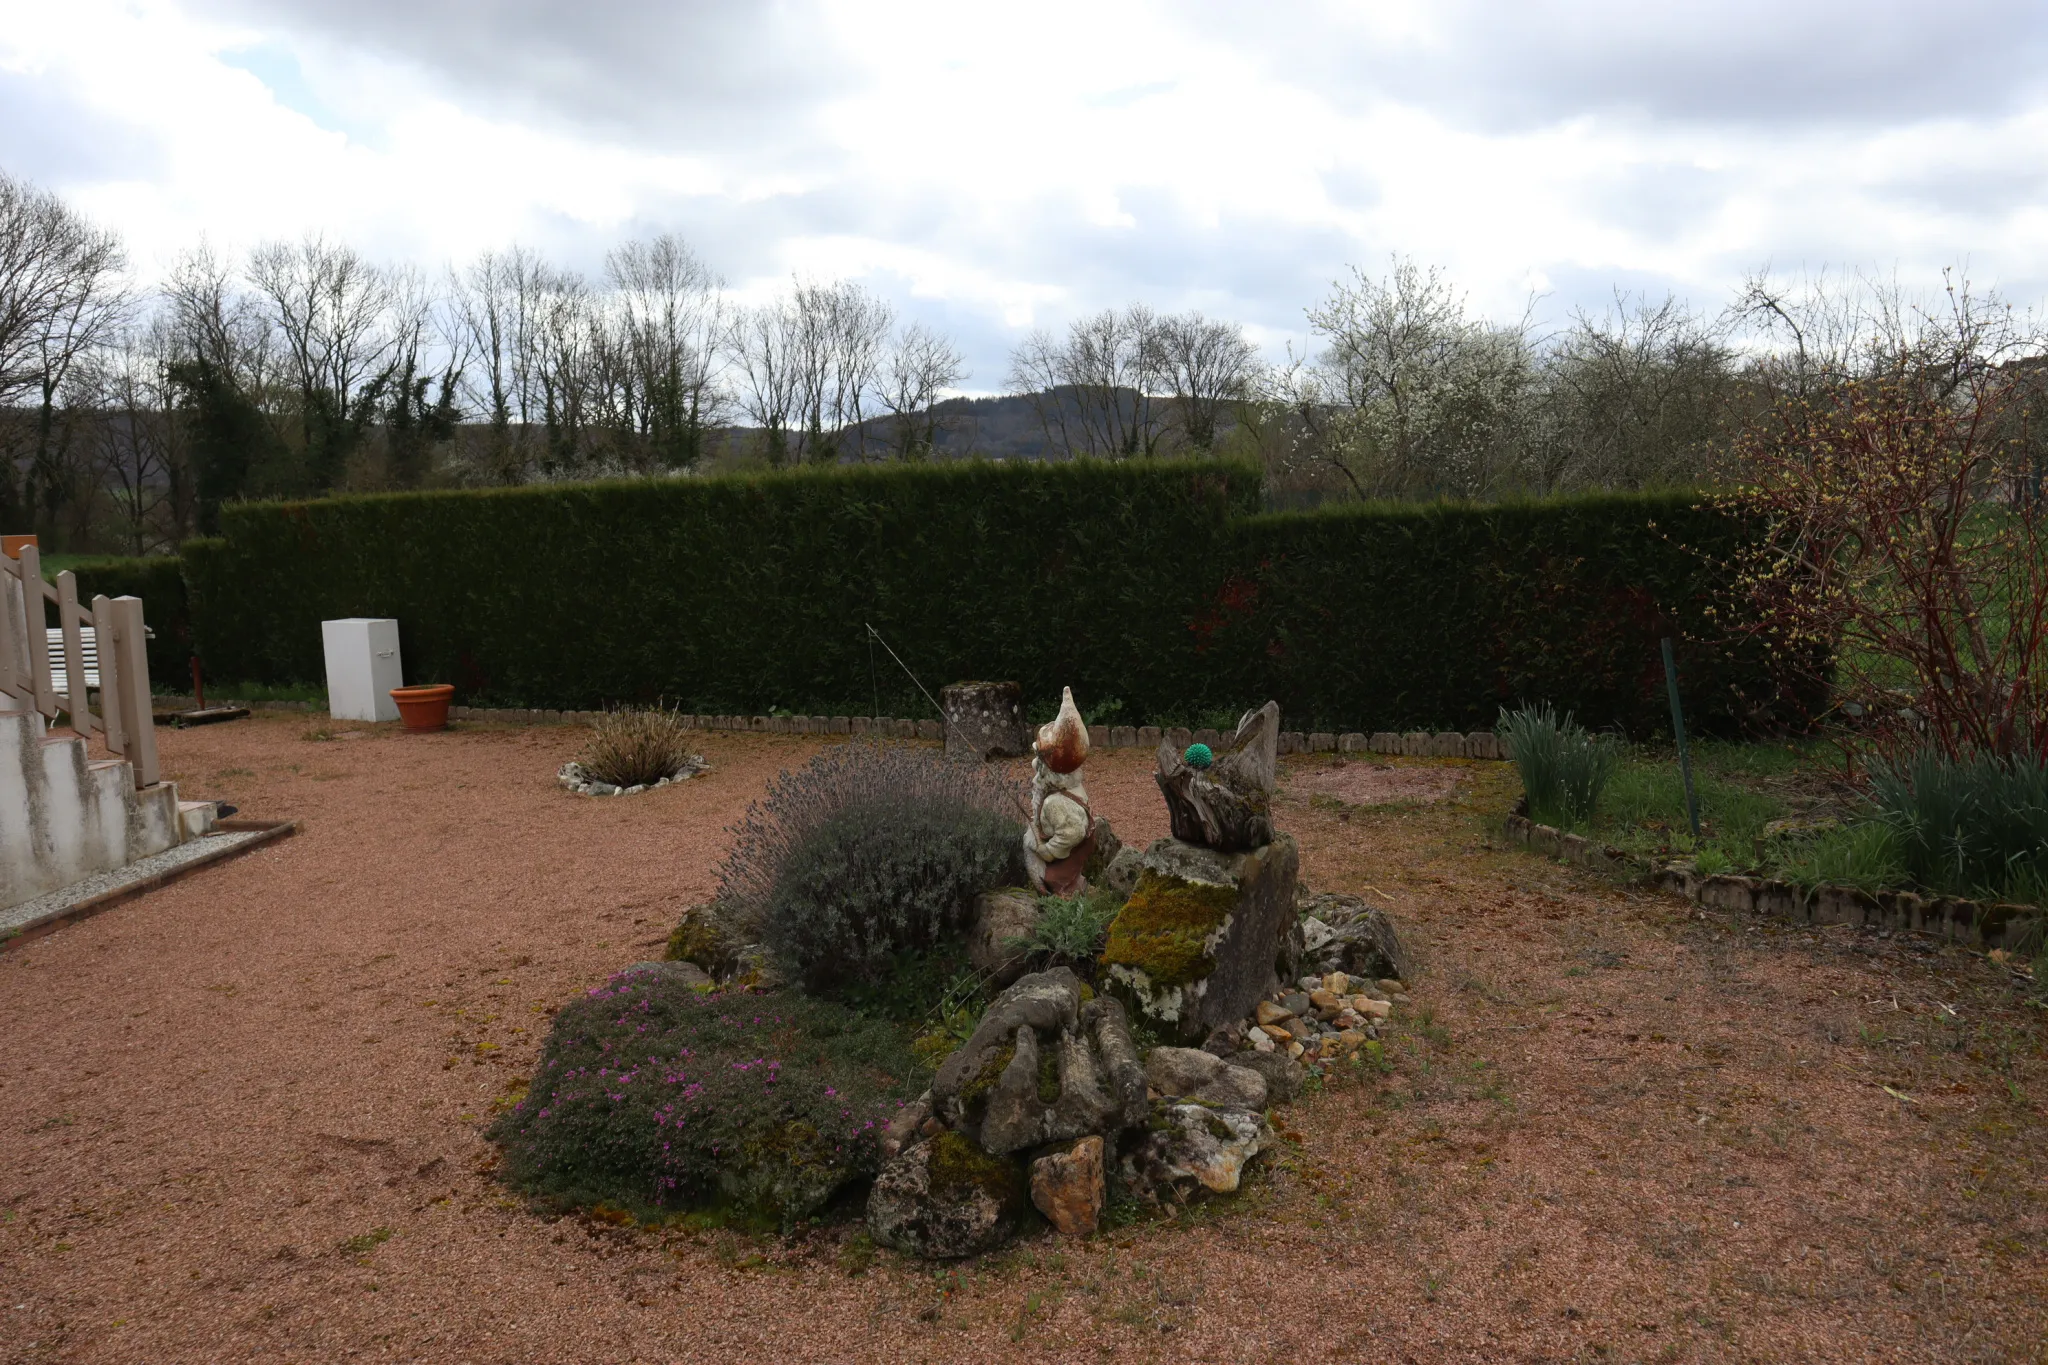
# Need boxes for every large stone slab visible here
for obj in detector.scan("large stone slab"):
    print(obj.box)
[1098,833,1300,1043]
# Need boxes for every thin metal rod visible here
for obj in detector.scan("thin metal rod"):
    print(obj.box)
[865,622,947,723]
[1661,637,1702,840]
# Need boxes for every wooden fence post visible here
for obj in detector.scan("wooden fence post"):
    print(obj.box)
[14,541,54,717]
[111,596,157,787]
[92,593,125,760]
[55,571,93,737]
[0,552,24,703]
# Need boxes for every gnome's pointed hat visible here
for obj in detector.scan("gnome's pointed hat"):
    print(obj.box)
[1033,687,1090,774]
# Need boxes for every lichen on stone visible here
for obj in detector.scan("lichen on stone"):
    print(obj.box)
[1098,869,1239,988]
[1104,965,1187,1023]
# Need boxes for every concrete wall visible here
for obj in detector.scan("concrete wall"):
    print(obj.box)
[0,708,180,911]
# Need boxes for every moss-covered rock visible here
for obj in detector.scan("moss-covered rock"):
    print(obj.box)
[867,1131,1028,1259]
[1099,869,1238,988]
[663,901,737,975]
[1098,836,1300,1042]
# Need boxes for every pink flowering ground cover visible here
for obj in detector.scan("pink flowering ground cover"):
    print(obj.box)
[1,715,2043,1363]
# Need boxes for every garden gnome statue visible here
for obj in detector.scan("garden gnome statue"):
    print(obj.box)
[1024,688,1094,895]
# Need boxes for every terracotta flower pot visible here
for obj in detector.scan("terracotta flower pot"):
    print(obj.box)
[390,684,455,731]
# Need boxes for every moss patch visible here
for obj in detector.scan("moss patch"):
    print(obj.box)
[1036,1046,1062,1104]
[1099,870,1238,987]
[664,907,727,971]
[927,1130,1026,1212]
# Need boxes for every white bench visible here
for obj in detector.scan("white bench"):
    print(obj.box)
[47,625,100,694]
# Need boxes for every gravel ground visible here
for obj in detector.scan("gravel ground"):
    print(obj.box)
[1,717,2043,1363]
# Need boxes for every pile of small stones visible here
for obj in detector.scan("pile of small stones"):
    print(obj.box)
[1237,969,1409,1061]
[556,757,707,798]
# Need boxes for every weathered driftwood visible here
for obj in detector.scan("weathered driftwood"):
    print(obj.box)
[1155,701,1279,852]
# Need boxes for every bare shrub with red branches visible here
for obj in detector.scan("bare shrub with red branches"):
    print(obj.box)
[1725,271,2048,761]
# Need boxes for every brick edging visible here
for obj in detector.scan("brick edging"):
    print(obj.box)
[185,695,1509,758]
[1501,811,2043,953]
[438,708,1508,759]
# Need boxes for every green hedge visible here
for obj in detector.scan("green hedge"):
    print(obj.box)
[1205,496,1814,737]
[183,461,1259,722]
[58,556,191,691]
[178,461,1810,736]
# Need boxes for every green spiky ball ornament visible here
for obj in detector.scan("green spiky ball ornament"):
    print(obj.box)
[1183,742,1213,769]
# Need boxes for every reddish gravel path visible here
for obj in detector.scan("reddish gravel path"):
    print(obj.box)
[2,717,2043,1363]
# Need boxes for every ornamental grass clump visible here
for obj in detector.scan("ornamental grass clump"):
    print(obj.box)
[1868,747,2048,902]
[580,705,702,788]
[488,967,923,1227]
[713,742,1024,991]
[1498,702,1618,828]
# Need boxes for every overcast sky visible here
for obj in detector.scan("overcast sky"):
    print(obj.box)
[4,0,2046,388]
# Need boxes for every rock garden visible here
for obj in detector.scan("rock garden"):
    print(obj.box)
[494,690,1414,1257]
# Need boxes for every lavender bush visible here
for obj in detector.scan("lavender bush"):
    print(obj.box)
[488,966,923,1227]
[710,741,1024,989]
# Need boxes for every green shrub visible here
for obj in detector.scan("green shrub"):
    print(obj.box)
[716,741,1024,989]
[1210,492,1817,735]
[580,706,701,788]
[1018,886,1124,966]
[1499,703,1619,828]
[488,968,924,1227]
[1868,748,2048,901]
[175,462,1800,735]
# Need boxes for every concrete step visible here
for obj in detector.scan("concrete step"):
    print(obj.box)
[2,707,185,912]
[176,799,218,839]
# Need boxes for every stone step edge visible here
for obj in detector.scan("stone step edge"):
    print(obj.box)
[432,707,1509,759]
[1501,810,2044,954]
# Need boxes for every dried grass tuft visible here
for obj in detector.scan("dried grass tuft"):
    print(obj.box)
[580,706,703,788]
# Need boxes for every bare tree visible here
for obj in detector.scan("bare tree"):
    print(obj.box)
[606,234,725,470]
[1008,304,1169,459]
[166,242,279,392]
[725,277,895,465]
[1533,293,1735,491]
[726,295,802,466]
[447,248,527,482]
[878,323,966,459]
[528,266,598,476]
[1155,312,1263,451]
[789,278,891,462]
[0,170,130,536]
[82,317,182,554]
[247,235,396,489]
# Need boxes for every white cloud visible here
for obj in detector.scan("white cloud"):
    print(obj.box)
[2,0,2045,383]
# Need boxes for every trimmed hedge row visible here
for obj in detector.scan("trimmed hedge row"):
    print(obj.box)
[171,460,1807,736]
[1209,495,1812,736]
[184,460,1258,723]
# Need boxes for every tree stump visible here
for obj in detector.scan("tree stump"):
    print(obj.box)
[942,681,1030,760]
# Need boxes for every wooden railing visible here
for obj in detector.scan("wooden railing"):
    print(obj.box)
[0,539,158,787]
